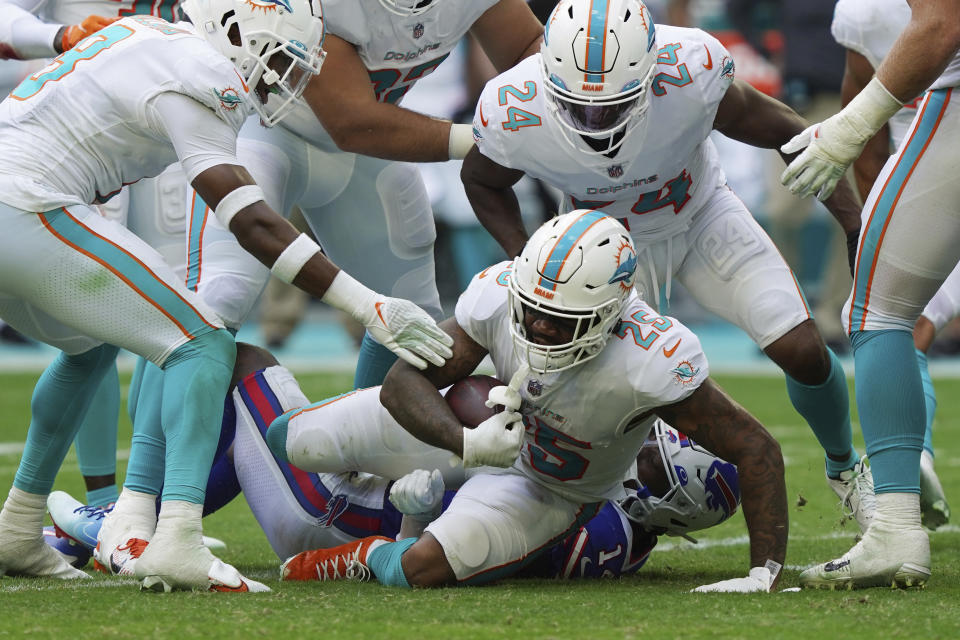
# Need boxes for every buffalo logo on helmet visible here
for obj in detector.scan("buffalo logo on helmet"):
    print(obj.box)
[670,360,700,385]
[607,164,624,178]
[244,0,294,12]
[214,87,243,110]
[704,460,740,517]
[413,22,425,39]
[608,240,637,291]
[316,494,350,528]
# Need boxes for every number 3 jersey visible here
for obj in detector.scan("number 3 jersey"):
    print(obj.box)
[0,16,249,211]
[472,25,735,240]
[455,261,708,504]
[275,0,499,147]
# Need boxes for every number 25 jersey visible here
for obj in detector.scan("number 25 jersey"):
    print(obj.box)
[455,261,708,504]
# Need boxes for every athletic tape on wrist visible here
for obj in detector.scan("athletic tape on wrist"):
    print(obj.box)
[213,185,265,228]
[447,123,475,160]
[271,233,322,283]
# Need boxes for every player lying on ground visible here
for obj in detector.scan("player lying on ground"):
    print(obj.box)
[271,211,788,593]
[49,342,742,581]
[0,3,450,592]
[461,0,875,536]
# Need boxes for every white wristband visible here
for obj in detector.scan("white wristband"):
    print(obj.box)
[843,76,903,141]
[447,123,475,160]
[271,233,322,283]
[320,269,375,318]
[213,185,265,228]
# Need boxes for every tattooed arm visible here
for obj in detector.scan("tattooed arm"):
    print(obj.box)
[380,317,489,456]
[655,378,788,587]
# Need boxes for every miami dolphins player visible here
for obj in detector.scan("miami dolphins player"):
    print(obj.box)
[176,0,545,392]
[0,2,452,592]
[275,211,788,593]
[49,340,742,581]
[779,0,960,588]
[831,0,950,531]
[0,0,187,515]
[461,0,873,533]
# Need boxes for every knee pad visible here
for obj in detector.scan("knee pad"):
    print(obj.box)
[376,162,436,260]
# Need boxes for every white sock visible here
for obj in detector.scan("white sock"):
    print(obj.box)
[110,487,159,533]
[0,486,46,535]
[874,493,921,529]
[152,500,204,546]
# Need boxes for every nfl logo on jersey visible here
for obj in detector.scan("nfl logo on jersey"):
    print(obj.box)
[413,23,425,39]
[607,165,624,178]
[527,379,543,397]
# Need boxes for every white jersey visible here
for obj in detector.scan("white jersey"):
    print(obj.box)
[455,261,708,503]
[0,16,249,211]
[277,0,498,147]
[473,25,734,240]
[831,0,918,146]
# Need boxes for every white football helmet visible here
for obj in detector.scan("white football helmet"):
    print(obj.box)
[509,210,637,373]
[541,0,658,155]
[621,422,741,540]
[377,0,438,17]
[182,0,326,127]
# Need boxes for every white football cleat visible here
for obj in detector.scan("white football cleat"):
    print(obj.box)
[136,500,269,593]
[0,487,88,579]
[827,456,876,532]
[94,509,154,576]
[919,450,950,530]
[136,535,269,593]
[800,521,930,590]
[0,530,90,579]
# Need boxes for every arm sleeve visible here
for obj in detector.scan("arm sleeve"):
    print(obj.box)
[0,3,60,59]
[147,91,240,183]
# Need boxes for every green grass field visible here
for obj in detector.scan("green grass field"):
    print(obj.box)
[0,371,957,639]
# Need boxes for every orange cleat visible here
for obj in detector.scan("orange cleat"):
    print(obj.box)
[280,536,392,582]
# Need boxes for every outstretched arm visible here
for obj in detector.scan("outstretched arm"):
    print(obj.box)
[714,79,861,239]
[780,0,960,200]
[461,146,530,259]
[655,378,787,590]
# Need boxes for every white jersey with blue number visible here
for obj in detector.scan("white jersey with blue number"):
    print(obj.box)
[455,261,708,503]
[0,16,249,211]
[831,0,919,147]
[277,0,498,147]
[473,25,734,239]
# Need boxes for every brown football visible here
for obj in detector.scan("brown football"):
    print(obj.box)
[444,374,504,428]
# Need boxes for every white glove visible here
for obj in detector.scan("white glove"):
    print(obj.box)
[462,410,524,468]
[691,567,772,593]
[322,271,453,370]
[485,385,521,412]
[780,77,902,201]
[389,469,445,519]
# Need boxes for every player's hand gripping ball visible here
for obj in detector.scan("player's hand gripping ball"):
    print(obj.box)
[444,375,504,428]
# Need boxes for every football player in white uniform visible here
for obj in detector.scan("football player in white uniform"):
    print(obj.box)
[174,0,544,392]
[0,2,452,591]
[276,211,787,593]
[0,0,188,515]
[50,341,742,581]
[781,0,960,590]
[832,0,951,531]
[461,0,871,532]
